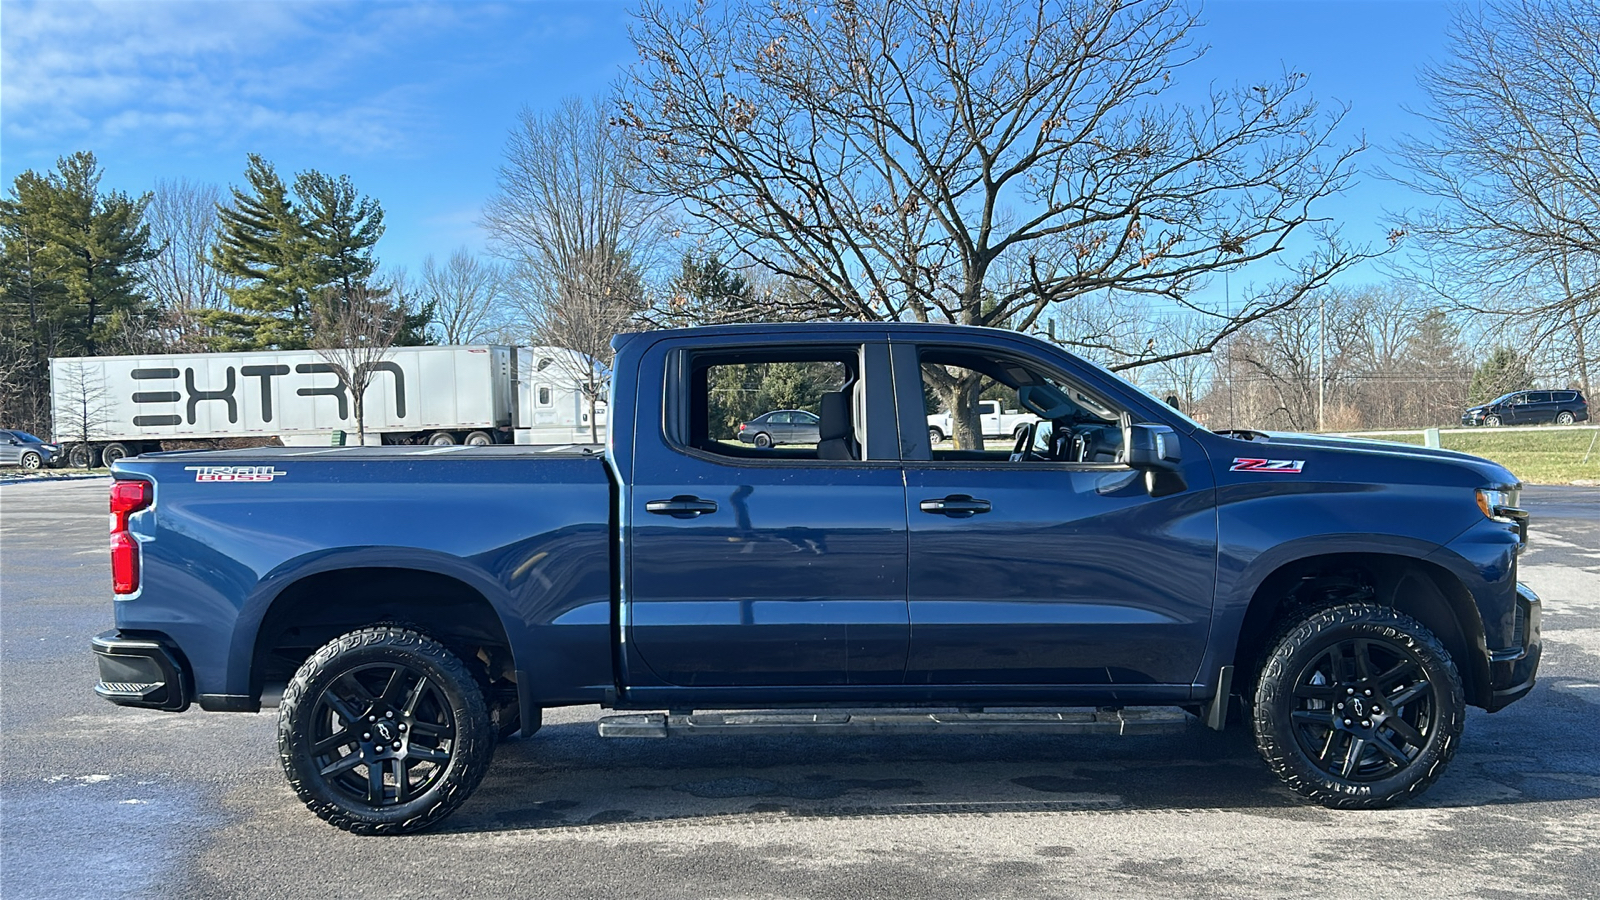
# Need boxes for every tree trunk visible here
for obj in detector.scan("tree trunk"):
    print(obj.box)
[1572,306,1593,400]
[937,374,987,450]
[587,365,600,444]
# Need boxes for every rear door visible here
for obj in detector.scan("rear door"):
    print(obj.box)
[623,336,909,690]
[0,432,17,465]
[891,339,1217,689]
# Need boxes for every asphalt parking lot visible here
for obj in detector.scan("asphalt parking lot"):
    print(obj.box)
[2,480,1596,899]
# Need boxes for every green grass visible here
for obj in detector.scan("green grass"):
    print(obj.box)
[1353,429,1600,485]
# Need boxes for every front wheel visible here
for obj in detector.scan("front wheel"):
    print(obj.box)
[928,427,945,445]
[1253,603,1464,809]
[278,626,494,835]
[19,451,41,470]
[1484,414,1502,427]
[1556,411,1576,425]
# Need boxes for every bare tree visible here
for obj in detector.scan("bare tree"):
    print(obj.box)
[143,178,237,351]
[1389,0,1600,398]
[420,248,512,344]
[310,286,408,446]
[484,96,662,404]
[53,360,111,467]
[617,0,1370,446]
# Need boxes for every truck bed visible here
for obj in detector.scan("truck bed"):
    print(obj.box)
[134,444,604,462]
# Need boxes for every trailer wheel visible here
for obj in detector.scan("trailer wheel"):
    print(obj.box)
[68,444,98,468]
[100,442,134,466]
[464,431,493,446]
[427,432,457,446]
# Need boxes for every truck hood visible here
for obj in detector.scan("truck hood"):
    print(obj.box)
[1232,430,1520,487]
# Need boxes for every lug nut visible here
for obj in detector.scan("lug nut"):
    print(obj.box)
[1347,688,1355,695]
[362,732,371,740]
[386,711,395,719]
[369,715,377,722]
[1364,689,1372,696]
[398,724,406,732]
[1361,720,1371,727]
[393,741,402,750]
[1336,703,1344,710]
[1344,719,1352,726]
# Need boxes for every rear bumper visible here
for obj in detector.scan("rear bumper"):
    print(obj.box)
[92,631,191,712]
[1485,583,1542,712]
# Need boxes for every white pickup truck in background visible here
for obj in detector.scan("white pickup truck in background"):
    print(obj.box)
[926,399,1037,443]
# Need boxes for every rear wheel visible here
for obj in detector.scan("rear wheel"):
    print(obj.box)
[1253,603,1464,809]
[67,444,96,468]
[753,432,772,448]
[464,431,494,446]
[100,442,133,466]
[427,431,457,446]
[928,426,945,445]
[278,625,494,835]
[1557,411,1576,425]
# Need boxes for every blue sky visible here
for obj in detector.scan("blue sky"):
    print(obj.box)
[1,0,1453,294]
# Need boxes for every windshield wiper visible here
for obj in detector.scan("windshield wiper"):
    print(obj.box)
[1214,428,1271,442]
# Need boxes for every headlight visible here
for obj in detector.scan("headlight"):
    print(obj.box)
[1476,488,1520,519]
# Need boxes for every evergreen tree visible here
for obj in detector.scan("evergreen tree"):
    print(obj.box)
[1469,346,1536,404]
[661,254,761,325]
[211,156,394,350]
[211,155,317,348]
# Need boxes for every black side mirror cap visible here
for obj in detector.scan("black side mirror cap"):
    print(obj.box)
[1125,423,1186,497]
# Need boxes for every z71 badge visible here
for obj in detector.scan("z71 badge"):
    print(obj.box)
[184,465,287,483]
[1230,458,1305,473]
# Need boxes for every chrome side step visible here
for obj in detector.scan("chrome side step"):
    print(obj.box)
[597,708,1193,739]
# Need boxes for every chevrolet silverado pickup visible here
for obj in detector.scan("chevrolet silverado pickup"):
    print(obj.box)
[93,323,1542,834]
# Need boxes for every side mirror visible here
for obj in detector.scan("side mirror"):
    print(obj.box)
[1124,423,1186,497]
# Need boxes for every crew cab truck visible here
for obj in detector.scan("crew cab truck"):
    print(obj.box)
[92,323,1542,835]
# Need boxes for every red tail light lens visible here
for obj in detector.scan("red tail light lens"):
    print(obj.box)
[739,423,746,431]
[110,480,152,595]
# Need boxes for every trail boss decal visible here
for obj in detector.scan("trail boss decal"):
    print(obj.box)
[1230,458,1306,473]
[185,465,287,483]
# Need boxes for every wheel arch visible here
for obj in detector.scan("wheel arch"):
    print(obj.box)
[1230,551,1489,709]
[236,551,527,710]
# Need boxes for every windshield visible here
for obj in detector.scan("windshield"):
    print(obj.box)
[1488,392,1518,406]
[10,431,43,443]
[1070,353,1208,432]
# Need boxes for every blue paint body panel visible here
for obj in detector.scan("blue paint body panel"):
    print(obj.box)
[99,323,1540,718]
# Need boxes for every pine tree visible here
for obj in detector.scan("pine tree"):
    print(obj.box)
[211,155,317,348]
[661,254,761,325]
[295,170,384,308]
[1468,346,1536,404]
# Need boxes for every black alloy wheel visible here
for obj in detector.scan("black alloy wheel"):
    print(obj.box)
[279,626,493,834]
[1254,604,1464,809]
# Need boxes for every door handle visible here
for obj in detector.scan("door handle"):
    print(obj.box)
[919,495,991,517]
[645,495,719,518]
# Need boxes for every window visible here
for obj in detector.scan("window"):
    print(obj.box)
[1554,391,1577,402]
[684,349,859,461]
[917,346,1124,463]
[1528,392,1552,403]
[537,386,552,406]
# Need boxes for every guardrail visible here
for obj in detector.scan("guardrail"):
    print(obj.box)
[1329,424,1599,438]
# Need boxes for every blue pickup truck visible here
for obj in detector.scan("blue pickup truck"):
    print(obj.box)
[93,323,1541,834]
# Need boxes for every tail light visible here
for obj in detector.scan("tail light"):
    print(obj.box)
[110,480,152,595]
[739,423,746,431]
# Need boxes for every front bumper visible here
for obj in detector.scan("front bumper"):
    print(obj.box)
[92,631,191,712]
[1485,583,1542,712]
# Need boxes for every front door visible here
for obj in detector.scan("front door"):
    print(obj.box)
[624,339,909,689]
[894,341,1217,688]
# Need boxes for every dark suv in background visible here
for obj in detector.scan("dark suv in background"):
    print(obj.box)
[1462,390,1589,426]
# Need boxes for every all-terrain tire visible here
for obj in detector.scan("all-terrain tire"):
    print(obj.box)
[278,625,494,835]
[1253,603,1465,809]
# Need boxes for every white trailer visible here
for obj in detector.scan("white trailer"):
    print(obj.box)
[515,346,608,445]
[50,345,536,466]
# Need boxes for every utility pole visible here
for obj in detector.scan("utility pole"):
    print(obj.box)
[1317,292,1326,432]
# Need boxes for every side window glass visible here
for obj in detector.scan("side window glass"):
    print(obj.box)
[918,347,1122,462]
[537,386,552,406]
[691,354,857,461]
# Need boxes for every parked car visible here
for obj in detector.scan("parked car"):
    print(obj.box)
[0,430,62,469]
[737,409,821,447]
[1462,390,1589,426]
[93,322,1541,835]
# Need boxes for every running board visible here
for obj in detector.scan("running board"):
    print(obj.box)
[597,708,1194,739]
